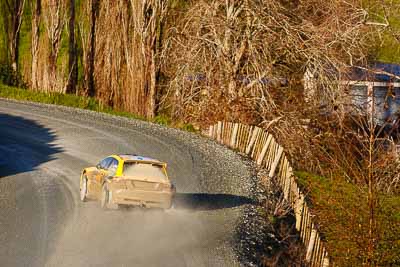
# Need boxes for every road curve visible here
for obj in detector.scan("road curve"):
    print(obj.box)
[0,99,256,267]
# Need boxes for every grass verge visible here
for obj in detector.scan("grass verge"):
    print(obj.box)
[295,171,400,266]
[0,84,196,132]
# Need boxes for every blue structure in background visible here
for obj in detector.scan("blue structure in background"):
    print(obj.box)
[347,62,400,125]
[349,62,400,82]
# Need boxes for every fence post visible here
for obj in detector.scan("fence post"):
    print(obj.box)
[283,166,293,200]
[241,125,252,153]
[322,251,330,267]
[208,125,213,137]
[295,192,305,231]
[225,122,231,145]
[256,133,272,165]
[268,146,284,178]
[217,121,222,143]
[306,228,317,263]
[246,127,260,155]
[230,123,239,148]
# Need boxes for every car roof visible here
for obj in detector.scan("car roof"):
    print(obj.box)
[118,154,164,164]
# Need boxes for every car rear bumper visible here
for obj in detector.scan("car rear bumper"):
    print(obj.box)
[110,189,174,209]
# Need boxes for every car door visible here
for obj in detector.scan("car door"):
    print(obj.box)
[107,158,119,178]
[92,157,113,198]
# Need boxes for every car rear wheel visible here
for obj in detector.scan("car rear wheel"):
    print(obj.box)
[80,176,88,202]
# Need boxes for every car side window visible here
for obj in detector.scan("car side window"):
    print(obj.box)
[108,159,118,176]
[98,157,113,170]
[97,159,106,169]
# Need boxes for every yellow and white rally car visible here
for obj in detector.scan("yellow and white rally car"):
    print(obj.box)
[79,154,175,209]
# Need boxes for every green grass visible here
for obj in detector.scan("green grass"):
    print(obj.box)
[295,171,400,266]
[0,83,197,132]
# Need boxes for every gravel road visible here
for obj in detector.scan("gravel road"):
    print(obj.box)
[0,99,259,267]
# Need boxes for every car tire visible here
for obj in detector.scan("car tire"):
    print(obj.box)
[80,176,88,202]
[101,184,109,209]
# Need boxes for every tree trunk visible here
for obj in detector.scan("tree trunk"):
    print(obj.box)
[9,28,19,73]
[66,0,77,94]
[86,0,99,97]
[43,0,66,92]
[143,33,157,119]
[141,0,168,119]
[31,0,41,90]
[12,0,24,73]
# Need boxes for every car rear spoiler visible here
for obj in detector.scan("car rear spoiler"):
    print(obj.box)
[123,160,167,167]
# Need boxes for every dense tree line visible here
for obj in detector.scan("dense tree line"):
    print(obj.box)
[0,0,399,121]
[0,0,171,118]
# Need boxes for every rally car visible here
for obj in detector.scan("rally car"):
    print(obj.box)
[79,154,175,209]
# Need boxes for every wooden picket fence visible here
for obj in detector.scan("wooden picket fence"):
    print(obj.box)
[206,121,330,267]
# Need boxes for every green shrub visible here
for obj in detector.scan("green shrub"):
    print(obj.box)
[152,115,172,126]
[0,64,25,87]
[180,123,196,132]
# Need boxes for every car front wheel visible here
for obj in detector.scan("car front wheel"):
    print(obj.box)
[80,176,88,202]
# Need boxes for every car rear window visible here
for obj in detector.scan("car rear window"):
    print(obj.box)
[122,162,167,181]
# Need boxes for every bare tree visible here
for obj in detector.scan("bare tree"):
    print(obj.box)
[166,1,373,124]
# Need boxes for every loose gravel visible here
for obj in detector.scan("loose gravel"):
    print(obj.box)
[0,98,303,266]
